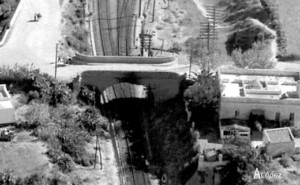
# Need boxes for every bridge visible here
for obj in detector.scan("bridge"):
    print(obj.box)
[79,70,186,103]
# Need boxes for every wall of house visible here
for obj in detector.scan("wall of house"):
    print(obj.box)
[220,97,300,127]
[266,142,295,157]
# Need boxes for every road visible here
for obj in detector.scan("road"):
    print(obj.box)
[0,0,60,73]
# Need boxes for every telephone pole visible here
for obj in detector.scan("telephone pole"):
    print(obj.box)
[54,43,58,79]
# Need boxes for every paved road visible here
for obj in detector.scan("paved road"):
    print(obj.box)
[0,0,60,73]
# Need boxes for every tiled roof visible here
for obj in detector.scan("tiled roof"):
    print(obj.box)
[264,127,294,143]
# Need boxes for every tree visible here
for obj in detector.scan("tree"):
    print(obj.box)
[219,138,270,185]
[184,70,220,124]
[186,38,223,74]
[231,41,275,69]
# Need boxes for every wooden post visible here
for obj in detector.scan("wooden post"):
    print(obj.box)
[94,125,103,169]
[189,44,193,78]
[152,0,156,23]
[139,0,142,17]
[54,43,58,79]
[207,22,210,51]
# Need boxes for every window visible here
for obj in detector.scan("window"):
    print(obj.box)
[235,110,240,117]
[290,113,295,121]
[275,112,280,122]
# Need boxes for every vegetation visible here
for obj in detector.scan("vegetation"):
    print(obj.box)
[291,127,300,138]
[0,169,77,185]
[0,64,72,106]
[0,0,20,41]
[1,64,108,176]
[62,0,92,55]
[219,138,271,185]
[185,38,223,73]
[231,41,275,69]
[184,70,220,129]
[220,0,287,56]
[147,96,196,185]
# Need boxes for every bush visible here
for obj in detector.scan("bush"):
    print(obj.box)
[57,154,75,173]
[33,122,59,141]
[32,74,72,106]
[22,173,48,185]
[0,169,19,185]
[279,155,291,168]
[291,128,300,138]
[74,152,94,167]
[15,102,51,129]
[231,41,275,69]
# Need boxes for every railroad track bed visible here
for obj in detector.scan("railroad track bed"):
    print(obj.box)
[110,121,150,185]
[92,0,140,56]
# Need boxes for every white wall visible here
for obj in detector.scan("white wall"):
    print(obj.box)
[220,98,300,127]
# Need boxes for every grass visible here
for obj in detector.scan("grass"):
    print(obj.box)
[0,131,50,178]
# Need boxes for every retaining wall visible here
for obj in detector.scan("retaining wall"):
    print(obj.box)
[71,52,176,64]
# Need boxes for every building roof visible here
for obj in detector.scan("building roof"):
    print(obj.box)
[219,68,300,100]
[263,127,294,143]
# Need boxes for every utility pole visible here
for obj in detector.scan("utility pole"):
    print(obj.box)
[199,21,217,51]
[139,0,142,17]
[189,44,193,78]
[152,0,156,23]
[140,32,153,57]
[198,6,223,52]
[54,43,58,79]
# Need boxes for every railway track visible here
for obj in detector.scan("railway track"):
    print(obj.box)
[98,0,112,55]
[110,121,150,185]
[92,0,140,56]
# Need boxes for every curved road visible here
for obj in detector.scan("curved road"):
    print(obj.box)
[0,0,60,73]
[0,0,194,81]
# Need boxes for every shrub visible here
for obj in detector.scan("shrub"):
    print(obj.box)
[57,154,75,173]
[57,127,92,163]
[291,128,300,138]
[33,122,59,141]
[279,155,291,168]
[32,74,72,106]
[15,102,51,129]
[22,173,48,185]
[0,169,18,185]
[78,85,96,105]
[0,64,36,93]
[75,152,94,167]
[231,41,275,69]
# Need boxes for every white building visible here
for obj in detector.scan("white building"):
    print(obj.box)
[0,84,15,124]
[218,68,300,128]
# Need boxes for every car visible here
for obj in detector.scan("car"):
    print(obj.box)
[0,129,15,142]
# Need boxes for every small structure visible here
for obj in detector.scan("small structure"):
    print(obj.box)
[263,127,295,157]
[220,124,250,139]
[0,85,15,125]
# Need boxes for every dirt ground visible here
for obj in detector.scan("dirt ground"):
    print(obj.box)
[276,0,300,55]
[0,130,50,178]
[69,137,120,185]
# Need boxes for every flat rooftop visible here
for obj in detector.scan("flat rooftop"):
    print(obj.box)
[219,68,300,99]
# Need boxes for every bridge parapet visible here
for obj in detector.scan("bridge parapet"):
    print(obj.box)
[71,53,176,65]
